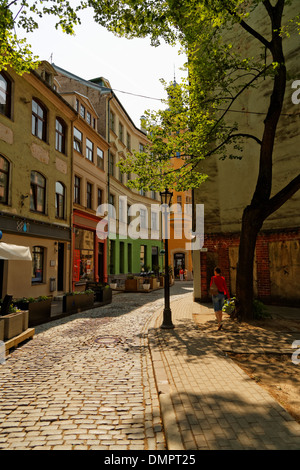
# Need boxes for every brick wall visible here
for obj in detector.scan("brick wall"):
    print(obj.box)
[200,228,300,306]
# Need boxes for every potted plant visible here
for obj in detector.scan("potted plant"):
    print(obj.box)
[143,278,151,290]
[125,275,138,291]
[110,279,117,289]
[150,274,160,290]
[102,284,113,304]
[63,289,94,314]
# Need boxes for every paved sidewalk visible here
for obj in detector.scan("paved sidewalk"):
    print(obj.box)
[148,293,300,450]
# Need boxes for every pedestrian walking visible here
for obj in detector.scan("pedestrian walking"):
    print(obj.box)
[179,268,184,280]
[210,267,230,330]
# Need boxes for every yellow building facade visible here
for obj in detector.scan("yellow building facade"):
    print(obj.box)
[0,62,76,299]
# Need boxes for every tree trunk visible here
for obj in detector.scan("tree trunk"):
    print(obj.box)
[235,205,264,320]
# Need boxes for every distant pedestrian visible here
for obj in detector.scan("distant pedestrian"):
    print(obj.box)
[210,267,230,330]
[179,268,184,281]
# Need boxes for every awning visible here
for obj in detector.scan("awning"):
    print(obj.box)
[0,242,32,261]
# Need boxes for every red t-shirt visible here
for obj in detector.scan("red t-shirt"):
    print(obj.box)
[210,275,230,299]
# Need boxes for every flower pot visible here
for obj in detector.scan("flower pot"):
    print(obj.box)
[143,284,150,290]
[4,312,24,340]
[110,283,117,290]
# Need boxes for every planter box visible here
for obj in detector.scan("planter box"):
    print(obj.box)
[150,278,160,290]
[102,287,112,304]
[22,310,29,331]
[0,317,4,342]
[28,299,52,327]
[4,312,24,340]
[14,299,51,327]
[63,293,94,314]
[125,279,138,291]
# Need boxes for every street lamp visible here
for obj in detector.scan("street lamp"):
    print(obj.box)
[160,188,174,329]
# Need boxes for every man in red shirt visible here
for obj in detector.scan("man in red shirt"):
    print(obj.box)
[210,267,230,330]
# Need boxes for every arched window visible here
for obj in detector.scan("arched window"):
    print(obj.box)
[32,98,47,141]
[30,171,46,213]
[0,72,12,118]
[55,117,66,154]
[55,181,65,219]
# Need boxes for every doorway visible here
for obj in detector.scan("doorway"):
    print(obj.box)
[174,252,185,278]
[98,243,104,283]
[57,243,64,291]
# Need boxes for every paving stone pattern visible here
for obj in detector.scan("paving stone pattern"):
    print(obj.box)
[0,289,178,450]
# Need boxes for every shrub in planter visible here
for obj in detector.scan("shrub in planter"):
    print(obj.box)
[63,290,94,314]
[13,296,52,327]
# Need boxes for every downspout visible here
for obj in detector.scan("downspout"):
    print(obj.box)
[106,93,113,282]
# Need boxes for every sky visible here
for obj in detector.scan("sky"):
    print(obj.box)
[21,7,187,128]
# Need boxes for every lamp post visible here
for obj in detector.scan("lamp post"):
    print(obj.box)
[160,188,174,329]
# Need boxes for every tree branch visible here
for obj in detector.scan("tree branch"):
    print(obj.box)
[226,6,271,50]
[263,173,300,218]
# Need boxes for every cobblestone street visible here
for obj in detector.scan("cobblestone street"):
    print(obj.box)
[0,283,193,450]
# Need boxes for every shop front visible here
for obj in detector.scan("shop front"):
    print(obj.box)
[72,210,107,291]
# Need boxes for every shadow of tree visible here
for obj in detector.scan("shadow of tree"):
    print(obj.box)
[167,390,300,450]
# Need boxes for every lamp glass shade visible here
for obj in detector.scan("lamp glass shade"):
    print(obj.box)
[160,189,173,206]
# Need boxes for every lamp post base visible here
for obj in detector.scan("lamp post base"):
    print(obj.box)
[160,307,175,329]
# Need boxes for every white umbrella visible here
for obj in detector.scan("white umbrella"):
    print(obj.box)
[0,242,32,261]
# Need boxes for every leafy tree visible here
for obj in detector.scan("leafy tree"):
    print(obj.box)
[0,0,82,74]
[90,0,300,321]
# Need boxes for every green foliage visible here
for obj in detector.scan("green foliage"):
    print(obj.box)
[95,0,300,192]
[252,299,271,320]
[0,0,82,74]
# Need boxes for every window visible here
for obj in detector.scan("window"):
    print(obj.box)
[97,188,103,207]
[86,111,91,125]
[93,118,96,129]
[127,244,132,273]
[73,127,83,153]
[32,246,44,284]
[74,175,81,204]
[119,197,125,223]
[0,72,12,118]
[86,182,93,209]
[30,171,46,213]
[119,122,124,142]
[80,104,85,119]
[119,242,124,274]
[177,195,182,209]
[55,182,65,219]
[109,153,114,177]
[126,132,131,151]
[109,110,115,133]
[97,148,104,169]
[108,193,115,218]
[86,138,94,162]
[75,99,79,112]
[140,208,147,229]
[139,143,145,152]
[32,99,47,141]
[55,118,66,154]
[119,168,124,184]
[151,212,158,231]
[0,155,9,204]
